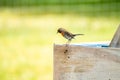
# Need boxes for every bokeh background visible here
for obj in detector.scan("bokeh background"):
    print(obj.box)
[0,0,120,80]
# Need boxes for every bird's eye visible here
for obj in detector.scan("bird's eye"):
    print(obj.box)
[58,30,61,33]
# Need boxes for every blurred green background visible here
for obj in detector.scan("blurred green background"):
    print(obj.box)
[0,0,120,80]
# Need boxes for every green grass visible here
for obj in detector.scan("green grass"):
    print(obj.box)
[0,11,119,80]
[0,26,53,80]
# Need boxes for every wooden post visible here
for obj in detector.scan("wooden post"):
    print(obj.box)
[109,25,120,47]
[54,44,120,80]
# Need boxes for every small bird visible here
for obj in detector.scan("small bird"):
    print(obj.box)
[57,28,84,43]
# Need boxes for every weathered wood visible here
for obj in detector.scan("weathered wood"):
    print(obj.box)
[54,44,120,80]
[109,25,120,47]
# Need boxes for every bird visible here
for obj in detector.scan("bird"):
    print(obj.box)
[57,28,84,43]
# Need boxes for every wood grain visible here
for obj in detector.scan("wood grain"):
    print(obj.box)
[54,44,120,80]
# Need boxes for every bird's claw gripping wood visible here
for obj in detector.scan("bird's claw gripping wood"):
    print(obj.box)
[57,27,84,54]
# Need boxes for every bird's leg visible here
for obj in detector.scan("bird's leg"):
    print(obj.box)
[66,40,71,46]
[64,40,71,53]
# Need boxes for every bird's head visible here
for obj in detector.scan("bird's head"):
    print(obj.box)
[57,28,67,34]
[57,28,64,33]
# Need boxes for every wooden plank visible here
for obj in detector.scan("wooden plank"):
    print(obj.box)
[54,44,120,80]
[109,25,120,47]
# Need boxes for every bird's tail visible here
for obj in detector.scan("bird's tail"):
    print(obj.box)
[73,34,84,36]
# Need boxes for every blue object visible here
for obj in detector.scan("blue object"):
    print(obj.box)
[73,42,109,48]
